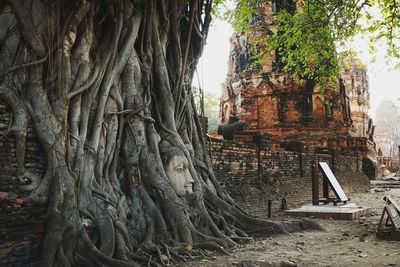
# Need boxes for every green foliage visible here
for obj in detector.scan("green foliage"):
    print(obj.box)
[363,1,400,67]
[210,0,400,90]
[192,86,220,133]
[213,0,398,85]
[214,0,261,31]
[338,50,367,71]
[271,4,340,85]
[259,1,366,86]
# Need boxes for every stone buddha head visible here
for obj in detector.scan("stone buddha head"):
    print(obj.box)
[159,140,194,196]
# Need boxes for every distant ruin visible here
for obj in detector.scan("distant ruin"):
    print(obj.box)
[374,100,400,173]
[340,55,370,139]
[374,100,400,158]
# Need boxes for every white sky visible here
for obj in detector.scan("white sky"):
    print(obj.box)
[195,20,233,96]
[196,19,400,121]
[351,36,400,120]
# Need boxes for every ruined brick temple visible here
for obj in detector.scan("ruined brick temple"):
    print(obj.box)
[218,0,377,180]
[340,55,370,139]
[374,100,400,158]
[374,100,400,172]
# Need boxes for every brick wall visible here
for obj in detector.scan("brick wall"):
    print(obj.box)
[0,102,46,267]
[0,174,45,267]
[0,103,47,175]
[208,137,370,218]
[209,139,262,214]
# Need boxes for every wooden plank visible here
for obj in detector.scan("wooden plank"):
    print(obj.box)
[311,161,319,205]
[387,204,400,230]
[318,162,349,201]
[384,195,400,214]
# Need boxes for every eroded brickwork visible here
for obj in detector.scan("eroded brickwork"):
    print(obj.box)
[208,138,370,218]
[0,102,46,267]
[218,1,377,180]
[220,1,352,144]
[374,100,400,158]
[0,174,45,267]
[340,55,370,138]
[0,103,47,175]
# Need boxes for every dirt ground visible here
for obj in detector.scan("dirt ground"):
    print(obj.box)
[177,188,400,267]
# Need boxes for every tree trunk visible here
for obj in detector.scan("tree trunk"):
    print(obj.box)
[0,1,322,266]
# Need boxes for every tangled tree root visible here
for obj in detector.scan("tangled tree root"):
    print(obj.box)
[0,0,323,266]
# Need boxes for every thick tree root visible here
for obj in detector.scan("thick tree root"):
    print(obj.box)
[0,1,324,266]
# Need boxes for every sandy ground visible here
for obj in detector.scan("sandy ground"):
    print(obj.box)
[177,187,400,267]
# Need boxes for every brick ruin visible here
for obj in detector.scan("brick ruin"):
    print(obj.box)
[207,138,370,217]
[340,55,370,139]
[374,100,400,173]
[218,0,378,181]
[0,102,46,266]
[339,55,378,179]
[374,100,400,158]
[221,1,349,143]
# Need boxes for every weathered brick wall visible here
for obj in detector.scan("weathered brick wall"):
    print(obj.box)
[334,154,370,194]
[0,102,47,175]
[259,150,305,215]
[209,139,261,213]
[0,174,45,267]
[208,137,370,218]
[0,102,46,267]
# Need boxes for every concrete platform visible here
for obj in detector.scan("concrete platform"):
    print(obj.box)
[285,203,370,220]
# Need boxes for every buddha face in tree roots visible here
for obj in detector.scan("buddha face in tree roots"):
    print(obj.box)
[159,140,194,196]
[164,154,194,196]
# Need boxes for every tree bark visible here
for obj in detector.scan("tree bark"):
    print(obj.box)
[0,1,322,266]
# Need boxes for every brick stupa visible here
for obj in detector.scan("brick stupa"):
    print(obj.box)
[218,0,378,179]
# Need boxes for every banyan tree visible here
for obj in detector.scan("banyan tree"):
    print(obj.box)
[0,1,320,266]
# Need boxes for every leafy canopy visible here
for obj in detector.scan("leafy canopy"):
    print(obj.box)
[214,0,400,84]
